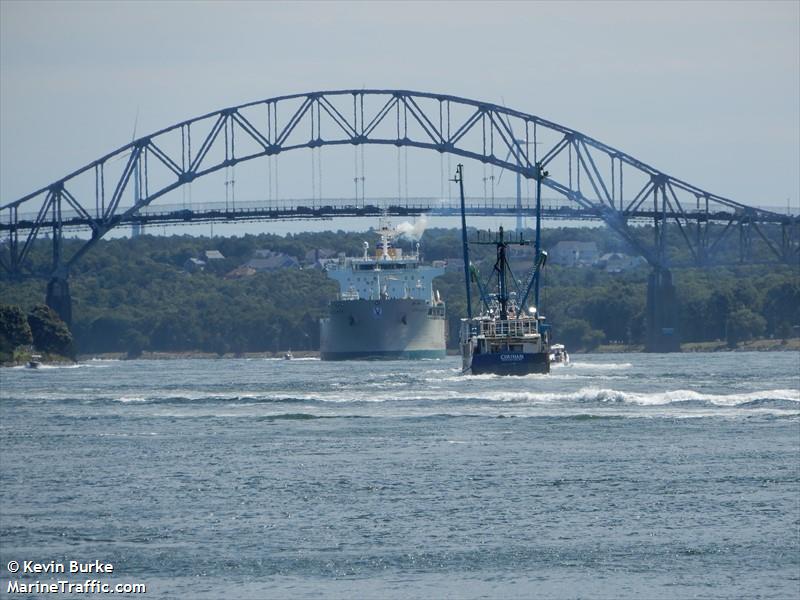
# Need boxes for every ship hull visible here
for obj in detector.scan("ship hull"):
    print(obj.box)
[321,349,445,361]
[468,352,550,375]
[320,298,446,361]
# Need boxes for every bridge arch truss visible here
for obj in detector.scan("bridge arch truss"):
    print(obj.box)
[2,89,797,278]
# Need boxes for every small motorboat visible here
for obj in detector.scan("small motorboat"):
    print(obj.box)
[284,350,293,360]
[26,354,42,369]
[549,344,570,365]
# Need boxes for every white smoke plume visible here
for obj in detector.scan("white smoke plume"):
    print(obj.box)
[395,215,428,241]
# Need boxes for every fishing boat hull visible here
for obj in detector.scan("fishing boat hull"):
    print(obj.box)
[468,351,550,375]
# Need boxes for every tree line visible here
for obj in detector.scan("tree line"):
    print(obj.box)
[0,304,75,362]
[0,224,797,358]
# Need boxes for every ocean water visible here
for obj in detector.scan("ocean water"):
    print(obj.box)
[1,352,798,599]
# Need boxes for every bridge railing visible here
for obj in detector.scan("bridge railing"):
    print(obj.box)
[8,196,796,230]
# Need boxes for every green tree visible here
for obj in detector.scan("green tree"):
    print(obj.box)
[557,318,605,352]
[726,308,766,348]
[27,304,75,358]
[762,281,800,336]
[0,304,34,361]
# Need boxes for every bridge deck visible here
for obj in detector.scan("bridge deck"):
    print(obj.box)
[3,198,795,232]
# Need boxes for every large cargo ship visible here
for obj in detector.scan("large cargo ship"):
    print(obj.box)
[319,217,446,361]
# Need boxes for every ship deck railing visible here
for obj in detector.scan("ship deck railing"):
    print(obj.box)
[461,317,541,339]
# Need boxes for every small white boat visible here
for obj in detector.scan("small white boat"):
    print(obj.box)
[26,354,42,369]
[549,344,570,364]
[284,350,293,360]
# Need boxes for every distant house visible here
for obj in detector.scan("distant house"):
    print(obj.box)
[596,252,645,273]
[203,250,225,261]
[183,257,206,273]
[244,252,300,272]
[304,248,337,269]
[550,241,599,266]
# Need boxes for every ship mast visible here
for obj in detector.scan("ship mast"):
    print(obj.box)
[496,227,509,320]
[454,164,473,320]
[533,162,548,310]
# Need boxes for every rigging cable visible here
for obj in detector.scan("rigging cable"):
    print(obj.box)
[361,144,366,205]
[447,153,452,202]
[404,146,409,203]
[353,145,359,205]
[398,146,402,208]
[274,154,279,206]
[440,152,444,201]
[267,153,272,205]
[311,148,316,207]
[317,146,323,205]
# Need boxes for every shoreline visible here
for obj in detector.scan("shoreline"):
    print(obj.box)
[4,339,797,366]
[72,339,799,361]
[594,338,800,353]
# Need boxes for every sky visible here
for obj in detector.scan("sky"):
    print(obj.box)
[1,0,798,236]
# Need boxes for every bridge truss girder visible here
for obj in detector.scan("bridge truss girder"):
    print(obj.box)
[2,89,798,279]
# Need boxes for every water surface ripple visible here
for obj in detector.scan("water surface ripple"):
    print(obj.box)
[1,352,798,598]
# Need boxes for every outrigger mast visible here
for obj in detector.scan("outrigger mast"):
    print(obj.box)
[533,162,548,310]
[453,164,473,320]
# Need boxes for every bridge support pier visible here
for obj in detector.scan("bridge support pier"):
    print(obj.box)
[46,276,72,327]
[645,268,680,353]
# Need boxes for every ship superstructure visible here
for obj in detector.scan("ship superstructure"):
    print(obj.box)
[319,216,446,360]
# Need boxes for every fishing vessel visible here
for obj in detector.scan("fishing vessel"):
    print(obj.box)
[455,163,551,375]
[319,216,446,360]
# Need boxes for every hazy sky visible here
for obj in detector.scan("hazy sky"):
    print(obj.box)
[1,0,798,220]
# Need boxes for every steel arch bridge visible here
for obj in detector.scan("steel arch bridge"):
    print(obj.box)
[2,89,798,348]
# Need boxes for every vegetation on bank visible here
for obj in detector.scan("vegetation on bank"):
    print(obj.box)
[0,225,797,358]
[0,304,75,364]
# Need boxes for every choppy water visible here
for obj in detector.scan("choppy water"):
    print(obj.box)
[1,352,798,599]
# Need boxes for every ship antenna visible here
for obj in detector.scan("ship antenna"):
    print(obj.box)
[453,164,472,319]
[533,162,548,310]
